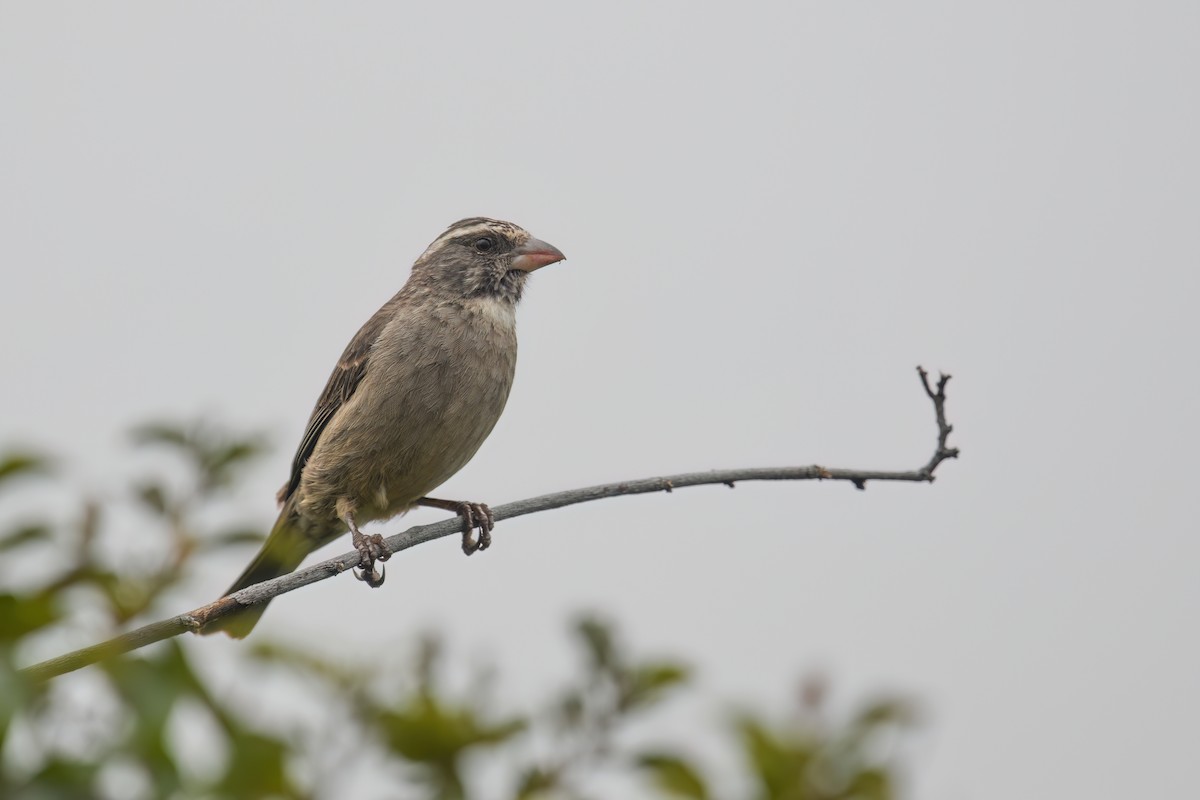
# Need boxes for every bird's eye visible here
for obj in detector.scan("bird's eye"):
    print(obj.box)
[473,236,496,253]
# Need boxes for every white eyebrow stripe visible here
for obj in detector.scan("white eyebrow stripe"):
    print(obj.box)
[419,220,525,259]
[440,222,501,241]
[420,225,488,259]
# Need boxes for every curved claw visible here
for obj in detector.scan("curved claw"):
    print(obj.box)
[348,524,390,589]
[354,561,386,587]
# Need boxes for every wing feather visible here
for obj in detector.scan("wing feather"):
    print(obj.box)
[276,296,401,505]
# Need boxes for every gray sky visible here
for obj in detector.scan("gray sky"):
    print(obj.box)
[2,2,1198,798]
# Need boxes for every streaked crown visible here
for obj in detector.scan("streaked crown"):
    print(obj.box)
[419,217,529,261]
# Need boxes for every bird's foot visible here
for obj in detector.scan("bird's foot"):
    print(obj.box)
[418,497,495,556]
[353,532,390,587]
[456,501,494,555]
[344,511,390,588]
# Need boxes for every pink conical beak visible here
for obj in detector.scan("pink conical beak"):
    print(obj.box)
[511,236,566,272]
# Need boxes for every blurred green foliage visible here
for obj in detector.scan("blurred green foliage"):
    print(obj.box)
[0,426,915,799]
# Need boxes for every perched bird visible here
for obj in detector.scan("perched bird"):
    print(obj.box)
[205,218,565,638]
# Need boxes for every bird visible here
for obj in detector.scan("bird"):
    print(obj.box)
[204,217,565,638]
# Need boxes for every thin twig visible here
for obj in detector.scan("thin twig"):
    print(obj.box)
[20,367,957,682]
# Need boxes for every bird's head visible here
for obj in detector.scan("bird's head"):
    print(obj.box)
[412,217,565,302]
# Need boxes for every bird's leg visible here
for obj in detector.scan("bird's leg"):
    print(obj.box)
[417,497,495,555]
[343,509,390,587]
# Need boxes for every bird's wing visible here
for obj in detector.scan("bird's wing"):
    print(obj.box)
[277,296,400,505]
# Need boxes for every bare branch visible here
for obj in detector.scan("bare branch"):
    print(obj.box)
[916,366,959,479]
[20,368,958,682]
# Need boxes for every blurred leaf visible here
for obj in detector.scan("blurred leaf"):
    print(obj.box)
[555,689,585,731]
[636,752,709,799]
[514,765,561,799]
[129,421,266,491]
[102,643,204,791]
[376,694,524,799]
[574,615,617,673]
[737,715,812,799]
[0,524,51,553]
[619,662,690,712]
[0,593,60,642]
[201,440,267,489]
[22,758,100,796]
[218,730,297,799]
[86,570,159,622]
[105,656,180,748]
[849,767,892,800]
[0,452,50,484]
[851,698,914,732]
[378,696,526,763]
[133,481,171,516]
[0,646,43,756]
[129,422,192,450]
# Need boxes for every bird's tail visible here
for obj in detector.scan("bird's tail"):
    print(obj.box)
[202,497,313,639]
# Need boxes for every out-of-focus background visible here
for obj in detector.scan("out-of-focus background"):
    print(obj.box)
[2,3,1197,798]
